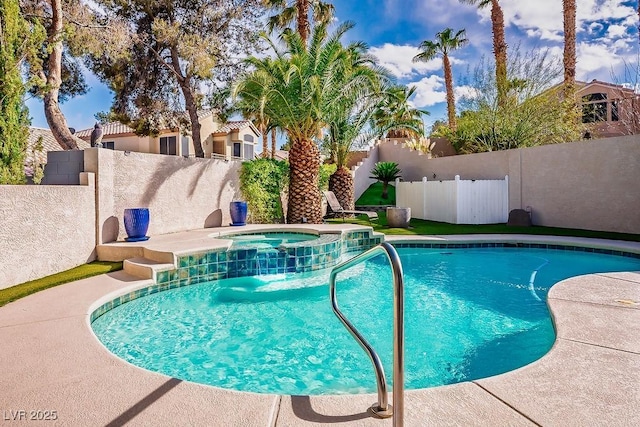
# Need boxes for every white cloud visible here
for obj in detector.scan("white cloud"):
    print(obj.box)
[454,85,477,102]
[607,24,628,39]
[469,0,636,42]
[368,44,441,78]
[407,75,446,107]
[576,42,625,78]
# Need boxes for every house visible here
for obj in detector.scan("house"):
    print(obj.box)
[210,121,260,160]
[574,80,640,138]
[74,111,260,160]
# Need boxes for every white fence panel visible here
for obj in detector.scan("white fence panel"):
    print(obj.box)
[457,176,509,224]
[424,180,457,223]
[396,180,426,218]
[396,175,509,224]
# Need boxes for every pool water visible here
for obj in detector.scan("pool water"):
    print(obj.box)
[91,247,640,395]
[225,232,317,249]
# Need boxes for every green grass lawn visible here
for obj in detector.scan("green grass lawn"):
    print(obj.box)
[329,211,640,242]
[355,182,395,206]
[0,261,123,308]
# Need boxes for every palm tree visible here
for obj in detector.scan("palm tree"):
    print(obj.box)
[414,28,468,131]
[235,23,368,223]
[270,127,278,158]
[323,41,390,212]
[262,0,335,45]
[372,85,428,139]
[370,162,401,200]
[563,0,576,96]
[460,0,508,106]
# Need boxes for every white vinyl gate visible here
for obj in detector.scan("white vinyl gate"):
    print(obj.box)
[396,175,509,224]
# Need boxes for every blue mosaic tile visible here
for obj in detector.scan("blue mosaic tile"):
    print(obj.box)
[157,271,169,284]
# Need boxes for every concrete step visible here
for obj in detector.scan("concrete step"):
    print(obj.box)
[124,257,175,280]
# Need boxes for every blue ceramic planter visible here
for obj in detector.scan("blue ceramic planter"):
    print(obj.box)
[230,201,248,226]
[124,208,150,241]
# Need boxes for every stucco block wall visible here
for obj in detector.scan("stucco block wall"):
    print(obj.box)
[0,174,96,289]
[519,136,640,233]
[42,150,85,185]
[84,148,242,243]
[352,142,380,201]
[373,135,640,234]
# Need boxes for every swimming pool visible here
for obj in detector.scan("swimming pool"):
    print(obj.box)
[91,245,640,395]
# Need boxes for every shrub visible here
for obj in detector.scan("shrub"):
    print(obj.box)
[239,158,288,223]
[240,158,336,223]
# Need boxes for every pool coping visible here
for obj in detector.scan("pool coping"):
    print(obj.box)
[0,230,639,426]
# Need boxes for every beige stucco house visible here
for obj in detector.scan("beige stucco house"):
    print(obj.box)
[75,111,260,160]
[574,80,640,138]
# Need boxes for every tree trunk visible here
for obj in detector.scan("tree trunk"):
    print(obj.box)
[44,0,78,150]
[261,123,268,157]
[563,0,576,96]
[271,128,277,159]
[297,0,310,45]
[183,85,203,157]
[443,53,456,131]
[287,137,322,223]
[381,181,389,199]
[328,166,354,212]
[491,0,508,107]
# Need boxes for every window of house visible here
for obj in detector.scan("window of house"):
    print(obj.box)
[233,142,241,158]
[103,141,115,150]
[182,136,190,157]
[244,144,254,160]
[243,134,254,143]
[581,93,608,123]
[160,136,177,155]
[611,100,619,122]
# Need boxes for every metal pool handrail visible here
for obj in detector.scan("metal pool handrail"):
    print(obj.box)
[329,242,405,426]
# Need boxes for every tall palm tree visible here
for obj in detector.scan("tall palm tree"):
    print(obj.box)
[460,0,508,106]
[371,85,427,139]
[262,0,335,45]
[323,43,390,211]
[235,23,369,223]
[414,28,468,131]
[563,0,576,96]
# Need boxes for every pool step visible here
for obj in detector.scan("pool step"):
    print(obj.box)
[124,257,175,280]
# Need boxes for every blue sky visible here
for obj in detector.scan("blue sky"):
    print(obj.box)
[27,0,639,136]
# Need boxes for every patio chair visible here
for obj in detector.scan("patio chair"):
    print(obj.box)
[323,191,378,222]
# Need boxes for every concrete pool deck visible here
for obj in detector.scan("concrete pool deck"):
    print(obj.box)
[0,228,639,426]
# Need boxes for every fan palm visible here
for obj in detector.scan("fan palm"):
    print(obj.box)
[414,28,467,131]
[235,22,372,223]
[262,0,335,45]
[460,0,507,106]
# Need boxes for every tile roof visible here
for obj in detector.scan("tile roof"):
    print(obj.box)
[214,120,258,134]
[75,111,216,139]
[75,122,135,139]
[27,128,90,164]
